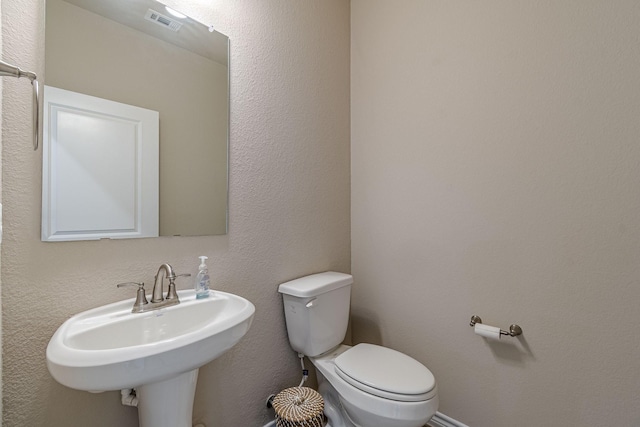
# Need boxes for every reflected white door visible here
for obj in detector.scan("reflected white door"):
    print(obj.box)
[42,85,159,241]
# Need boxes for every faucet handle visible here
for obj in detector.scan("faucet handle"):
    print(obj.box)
[165,273,191,300]
[117,282,149,312]
[116,281,145,288]
[175,273,192,281]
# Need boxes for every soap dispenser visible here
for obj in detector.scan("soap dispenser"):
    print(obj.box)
[194,256,210,299]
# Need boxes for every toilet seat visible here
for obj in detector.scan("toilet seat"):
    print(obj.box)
[334,343,436,402]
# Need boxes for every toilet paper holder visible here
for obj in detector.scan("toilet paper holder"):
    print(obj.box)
[469,315,523,337]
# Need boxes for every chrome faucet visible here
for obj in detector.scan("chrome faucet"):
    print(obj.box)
[117,263,191,313]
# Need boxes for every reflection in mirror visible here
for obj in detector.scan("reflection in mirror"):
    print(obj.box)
[44,0,229,239]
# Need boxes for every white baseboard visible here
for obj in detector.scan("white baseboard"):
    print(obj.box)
[429,411,469,427]
[264,411,467,427]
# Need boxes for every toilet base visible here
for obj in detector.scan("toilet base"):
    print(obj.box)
[318,379,353,427]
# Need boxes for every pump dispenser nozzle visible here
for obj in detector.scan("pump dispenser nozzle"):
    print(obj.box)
[199,256,208,269]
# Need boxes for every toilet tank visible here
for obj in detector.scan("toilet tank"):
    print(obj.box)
[278,272,352,357]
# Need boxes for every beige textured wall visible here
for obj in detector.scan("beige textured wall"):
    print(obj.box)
[45,0,228,236]
[351,1,640,426]
[0,1,3,422]
[2,0,350,426]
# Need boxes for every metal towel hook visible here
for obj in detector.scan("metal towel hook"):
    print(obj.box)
[0,59,40,150]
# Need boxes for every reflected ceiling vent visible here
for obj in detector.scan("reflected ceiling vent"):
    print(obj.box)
[144,9,182,32]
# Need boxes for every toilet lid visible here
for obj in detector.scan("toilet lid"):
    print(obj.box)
[334,343,436,402]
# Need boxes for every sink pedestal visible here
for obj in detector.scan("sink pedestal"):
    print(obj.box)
[137,369,199,427]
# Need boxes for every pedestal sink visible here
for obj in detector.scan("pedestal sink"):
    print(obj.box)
[46,289,255,427]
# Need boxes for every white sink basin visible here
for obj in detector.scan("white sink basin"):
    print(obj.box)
[47,289,255,393]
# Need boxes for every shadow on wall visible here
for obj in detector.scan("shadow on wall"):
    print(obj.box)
[482,335,536,366]
[351,307,535,367]
[350,308,383,346]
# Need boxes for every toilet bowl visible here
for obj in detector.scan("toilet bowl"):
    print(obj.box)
[279,272,439,427]
[312,344,438,427]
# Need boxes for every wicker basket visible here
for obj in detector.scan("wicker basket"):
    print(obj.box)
[272,387,324,427]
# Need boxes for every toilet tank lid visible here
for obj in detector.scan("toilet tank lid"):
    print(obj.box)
[278,271,353,297]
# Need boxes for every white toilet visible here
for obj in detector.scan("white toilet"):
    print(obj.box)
[279,272,439,427]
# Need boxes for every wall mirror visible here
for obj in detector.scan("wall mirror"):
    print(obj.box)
[43,0,229,241]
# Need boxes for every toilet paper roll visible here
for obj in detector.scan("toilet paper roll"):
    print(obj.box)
[474,323,501,340]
